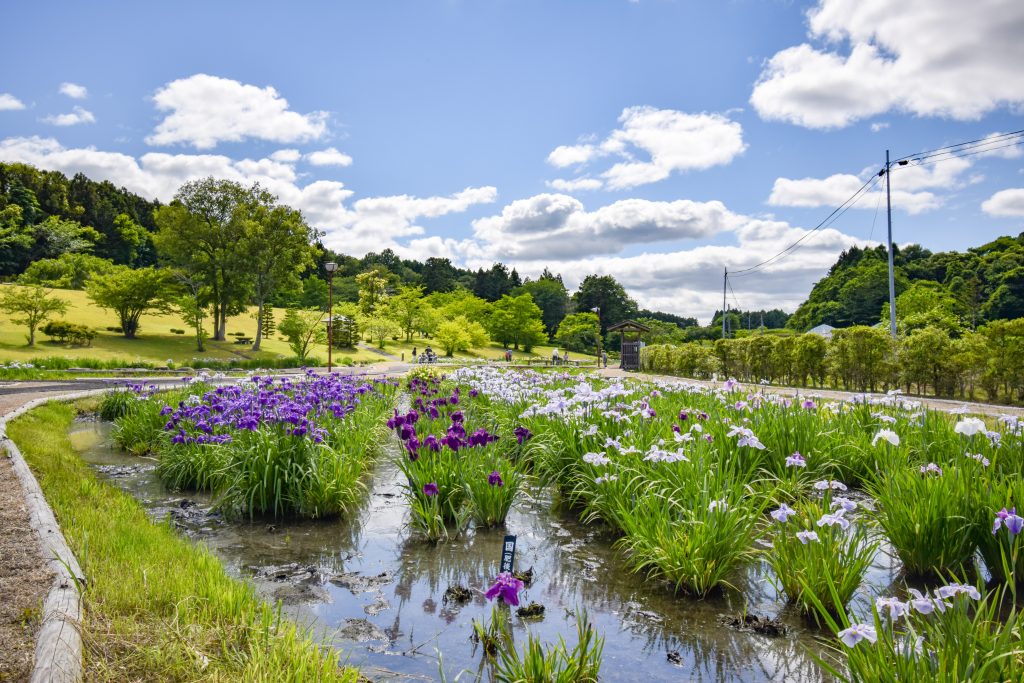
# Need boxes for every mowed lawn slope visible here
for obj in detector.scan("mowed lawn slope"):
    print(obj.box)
[0,285,378,365]
[0,285,597,367]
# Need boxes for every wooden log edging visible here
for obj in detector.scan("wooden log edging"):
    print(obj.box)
[0,390,108,683]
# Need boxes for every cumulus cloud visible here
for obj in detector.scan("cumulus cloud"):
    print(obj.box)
[546,177,603,192]
[305,147,353,167]
[41,106,96,126]
[0,93,25,111]
[0,135,495,257]
[982,188,1024,217]
[146,74,328,149]
[59,82,87,99]
[751,0,1024,128]
[468,193,745,260]
[546,106,746,189]
[768,155,982,214]
[269,149,301,163]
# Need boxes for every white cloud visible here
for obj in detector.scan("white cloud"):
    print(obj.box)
[305,147,353,167]
[751,0,1024,128]
[982,188,1024,217]
[41,106,96,126]
[468,193,745,260]
[870,122,889,133]
[546,177,603,192]
[546,106,746,189]
[0,93,26,111]
[768,155,981,214]
[59,82,87,99]
[146,74,328,149]
[269,149,301,163]
[547,144,599,168]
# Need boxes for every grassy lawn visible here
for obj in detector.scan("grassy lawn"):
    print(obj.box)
[368,337,598,363]
[0,286,379,367]
[7,399,360,682]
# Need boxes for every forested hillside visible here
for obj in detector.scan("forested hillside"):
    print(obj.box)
[787,236,1024,332]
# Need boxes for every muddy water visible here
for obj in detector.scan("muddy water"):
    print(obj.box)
[68,420,900,682]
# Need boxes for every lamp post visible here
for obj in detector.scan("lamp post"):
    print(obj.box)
[325,262,337,373]
[591,306,601,368]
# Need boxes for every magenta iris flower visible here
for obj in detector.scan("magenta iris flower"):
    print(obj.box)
[514,426,533,444]
[423,482,439,497]
[485,572,524,606]
[488,470,504,487]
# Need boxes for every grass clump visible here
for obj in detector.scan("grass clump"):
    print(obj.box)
[7,400,360,683]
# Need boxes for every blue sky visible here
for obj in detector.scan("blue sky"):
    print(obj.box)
[2,0,1022,319]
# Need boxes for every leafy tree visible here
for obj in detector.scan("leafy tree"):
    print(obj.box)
[356,268,391,314]
[572,274,638,334]
[386,286,425,341]
[435,316,489,356]
[900,326,953,395]
[239,191,318,350]
[19,252,115,289]
[278,308,326,362]
[472,263,518,301]
[153,178,251,341]
[360,315,401,349]
[488,294,546,350]
[793,334,828,387]
[555,312,600,353]
[827,326,894,392]
[86,266,174,339]
[421,257,460,294]
[0,285,68,346]
[518,274,568,336]
[112,213,148,266]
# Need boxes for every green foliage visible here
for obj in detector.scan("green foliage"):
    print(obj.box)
[555,312,601,353]
[278,308,326,361]
[359,314,401,348]
[19,252,116,289]
[494,609,604,683]
[435,315,490,356]
[86,265,174,338]
[0,284,69,345]
[488,293,547,351]
[516,270,569,335]
[572,274,638,333]
[355,267,390,314]
[41,320,96,346]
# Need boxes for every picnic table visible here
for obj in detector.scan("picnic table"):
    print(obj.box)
[233,337,253,345]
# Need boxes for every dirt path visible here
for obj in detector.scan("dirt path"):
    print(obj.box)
[0,391,60,682]
[597,368,1024,418]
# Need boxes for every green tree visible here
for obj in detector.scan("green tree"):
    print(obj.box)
[360,315,401,348]
[356,268,390,314]
[488,294,546,350]
[0,285,68,346]
[86,266,173,339]
[153,178,251,341]
[386,286,425,341]
[900,326,953,395]
[421,257,460,294]
[239,191,318,350]
[518,272,568,336]
[572,274,638,334]
[435,316,489,356]
[278,308,326,362]
[19,252,115,289]
[555,312,600,353]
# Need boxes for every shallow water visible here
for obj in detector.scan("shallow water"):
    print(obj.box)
[68,419,902,682]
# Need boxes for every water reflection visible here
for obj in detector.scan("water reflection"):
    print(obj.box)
[71,419,852,682]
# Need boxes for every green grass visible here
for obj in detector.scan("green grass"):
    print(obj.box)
[0,285,380,366]
[364,336,596,363]
[6,400,361,682]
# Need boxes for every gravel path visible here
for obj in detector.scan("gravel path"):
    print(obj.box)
[0,391,59,682]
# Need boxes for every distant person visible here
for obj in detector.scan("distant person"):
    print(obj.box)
[412,346,417,359]
[602,350,608,368]
[552,348,560,366]
[505,349,512,362]
[562,350,568,364]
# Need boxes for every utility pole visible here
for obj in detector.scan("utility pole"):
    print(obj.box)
[722,267,727,339]
[884,150,897,339]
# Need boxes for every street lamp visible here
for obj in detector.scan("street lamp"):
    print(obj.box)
[591,307,602,368]
[325,262,337,373]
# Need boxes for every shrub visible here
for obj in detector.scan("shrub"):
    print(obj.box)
[41,320,96,346]
[170,328,186,334]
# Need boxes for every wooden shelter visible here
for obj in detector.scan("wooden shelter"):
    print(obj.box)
[607,320,650,371]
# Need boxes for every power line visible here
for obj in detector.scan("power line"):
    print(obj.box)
[892,129,1024,164]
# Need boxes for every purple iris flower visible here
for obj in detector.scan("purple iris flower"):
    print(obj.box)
[451,410,464,424]
[802,399,817,410]
[678,410,689,421]
[159,405,174,416]
[399,423,414,441]
[485,572,524,606]
[424,434,441,452]
[423,482,439,497]
[786,452,806,468]
[993,507,1024,536]
[488,471,504,487]
[469,389,479,398]
[514,426,533,444]
[428,406,440,420]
